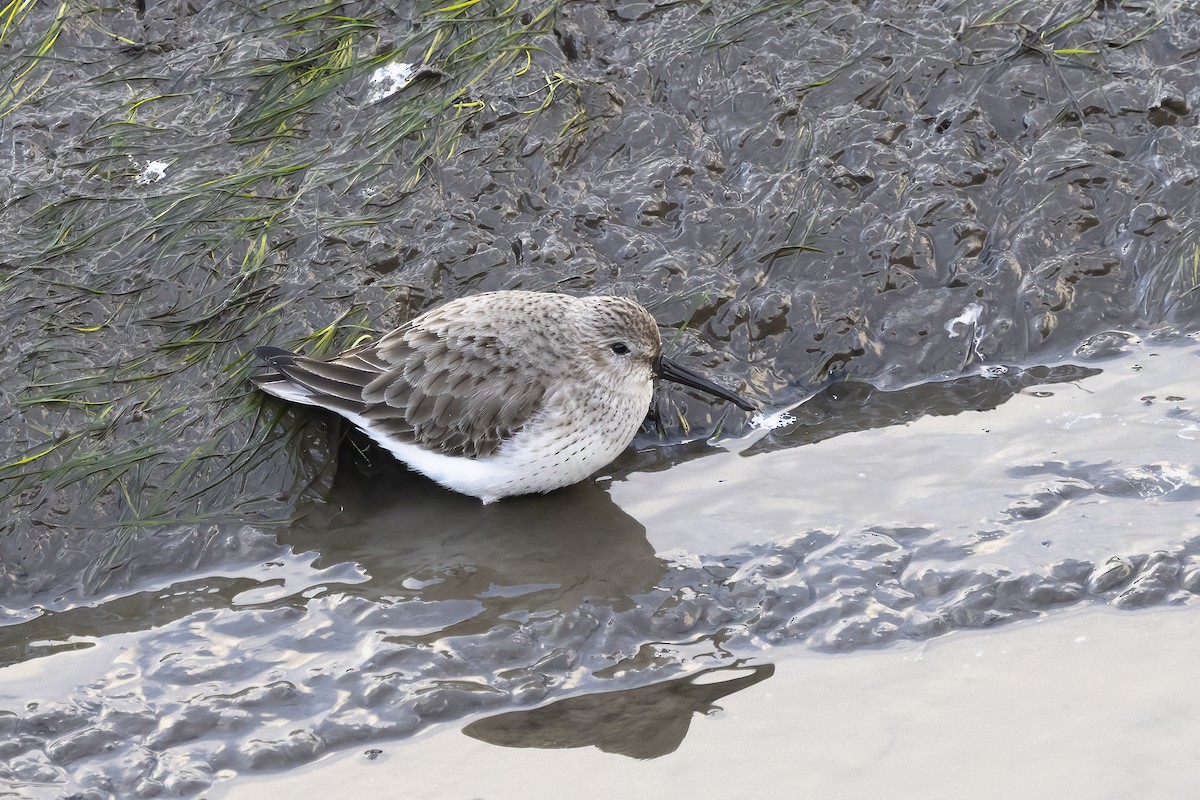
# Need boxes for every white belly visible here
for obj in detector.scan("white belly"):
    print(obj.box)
[359,382,653,503]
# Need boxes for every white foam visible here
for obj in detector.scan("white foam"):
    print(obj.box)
[945,303,982,337]
[136,160,168,184]
[750,410,796,431]
[365,61,417,103]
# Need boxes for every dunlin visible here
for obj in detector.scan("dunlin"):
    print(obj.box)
[252,291,754,503]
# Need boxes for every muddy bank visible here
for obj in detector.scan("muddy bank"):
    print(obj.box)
[3,1,1199,604]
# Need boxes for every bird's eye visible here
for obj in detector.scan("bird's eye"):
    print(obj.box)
[610,342,630,355]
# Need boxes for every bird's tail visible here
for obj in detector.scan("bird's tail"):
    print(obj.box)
[250,346,327,406]
[251,346,379,419]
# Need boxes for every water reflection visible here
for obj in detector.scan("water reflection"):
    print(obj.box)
[463,663,774,758]
[742,363,1103,456]
[283,462,665,639]
[3,342,1198,799]
[608,362,1104,479]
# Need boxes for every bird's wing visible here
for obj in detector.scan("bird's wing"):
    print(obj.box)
[254,321,551,459]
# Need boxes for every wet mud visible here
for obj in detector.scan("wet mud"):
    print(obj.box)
[2,0,1199,796]
[3,0,1199,589]
[4,336,1199,797]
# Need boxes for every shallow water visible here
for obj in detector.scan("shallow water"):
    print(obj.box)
[2,334,1198,797]
[213,605,1200,800]
[3,0,1200,796]
[211,606,1200,800]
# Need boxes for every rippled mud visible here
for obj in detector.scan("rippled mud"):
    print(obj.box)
[221,607,1200,800]
[3,0,1199,592]
[2,0,1200,796]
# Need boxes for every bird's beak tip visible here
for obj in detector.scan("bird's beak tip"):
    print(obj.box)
[657,355,755,412]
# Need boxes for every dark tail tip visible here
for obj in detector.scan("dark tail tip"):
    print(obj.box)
[254,345,297,366]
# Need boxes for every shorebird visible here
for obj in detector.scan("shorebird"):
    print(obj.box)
[252,291,755,503]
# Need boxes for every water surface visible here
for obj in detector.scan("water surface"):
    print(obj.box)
[3,335,1197,797]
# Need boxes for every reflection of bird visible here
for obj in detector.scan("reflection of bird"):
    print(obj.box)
[463,663,776,759]
[252,291,755,503]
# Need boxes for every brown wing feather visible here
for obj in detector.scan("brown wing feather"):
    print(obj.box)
[257,312,553,459]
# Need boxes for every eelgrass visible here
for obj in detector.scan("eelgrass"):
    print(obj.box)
[0,0,568,552]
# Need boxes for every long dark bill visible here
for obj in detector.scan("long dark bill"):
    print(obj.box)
[657,356,756,411]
